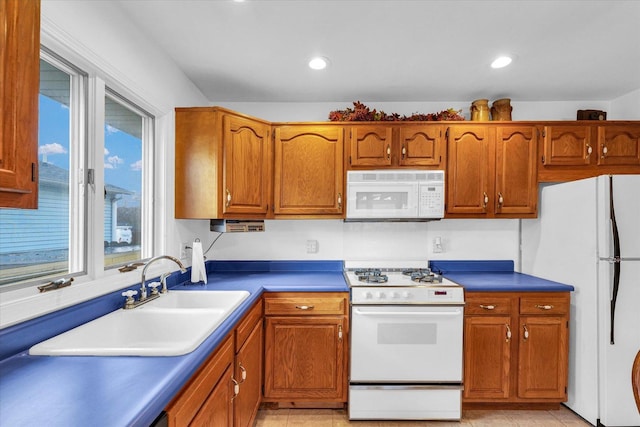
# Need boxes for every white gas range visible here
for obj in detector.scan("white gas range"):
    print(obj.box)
[345,261,465,421]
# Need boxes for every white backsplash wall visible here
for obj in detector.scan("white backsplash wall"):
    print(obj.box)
[204,219,520,265]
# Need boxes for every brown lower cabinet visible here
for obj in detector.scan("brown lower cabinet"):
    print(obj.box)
[165,299,263,426]
[263,292,349,406]
[463,292,569,406]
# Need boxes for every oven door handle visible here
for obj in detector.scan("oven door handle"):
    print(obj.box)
[353,309,462,316]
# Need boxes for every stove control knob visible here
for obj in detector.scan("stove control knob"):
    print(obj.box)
[390,291,399,299]
[364,291,373,299]
[375,292,385,299]
[402,291,411,299]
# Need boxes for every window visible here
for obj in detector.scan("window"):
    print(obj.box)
[0,50,155,289]
[103,92,154,268]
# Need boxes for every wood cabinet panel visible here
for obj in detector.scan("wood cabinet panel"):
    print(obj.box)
[597,125,640,166]
[274,125,344,216]
[0,0,40,209]
[398,125,443,166]
[465,295,513,315]
[166,336,234,426]
[542,125,592,166]
[264,316,345,401]
[463,316,511,399]
[519,294,569,316]
[495,126,538,215]
[234,318,263,427]
[518,316,568,400]
[446,125,491,214]
[222,114,271,215]
[264,293,346,316]
[349,125,393,166]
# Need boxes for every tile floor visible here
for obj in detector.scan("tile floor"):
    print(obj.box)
[255,406,592,426]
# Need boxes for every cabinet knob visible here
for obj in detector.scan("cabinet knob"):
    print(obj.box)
[386,145,391,159]
[480,304,495,310]
[601,144,608,158]
[497,192,504,208]
[401,145,406,159]
[295,305,315,310]
[523,324,529,341]
[239,363,247,383]
[483,192,489,210]
[534,304,554,310]
[505,324,512,343]
[338,324,343,341]
[586,144,593,159]
[231,378,240,400]
[337,193,342,209]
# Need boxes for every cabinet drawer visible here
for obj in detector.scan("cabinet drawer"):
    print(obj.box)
[465,295,513,315]
[519,294,569,315]
[235,298,263,350]
[264,292,347,316]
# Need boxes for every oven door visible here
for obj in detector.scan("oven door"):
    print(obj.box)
[350,304,463,382]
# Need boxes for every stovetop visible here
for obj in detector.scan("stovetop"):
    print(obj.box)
[345,261,465,304]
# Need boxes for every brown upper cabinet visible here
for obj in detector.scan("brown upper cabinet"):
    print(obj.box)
[175,107,272,219]
[347,123,444,168]
[273,124,344,217]
[0,0,40,209]
[539,122,640,182]
[446,124,537,218]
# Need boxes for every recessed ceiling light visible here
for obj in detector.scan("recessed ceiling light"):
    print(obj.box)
[491,56,513,69]
[308,57,329,70]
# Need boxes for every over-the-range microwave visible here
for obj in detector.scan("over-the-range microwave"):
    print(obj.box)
[346,170,445,221]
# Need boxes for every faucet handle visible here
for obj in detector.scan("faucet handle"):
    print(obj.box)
[160,272,172,294]
[147,281,161,296]
[121,290,138,309]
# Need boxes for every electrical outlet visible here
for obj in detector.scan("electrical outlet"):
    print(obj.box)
[433,236,443,253]
[306,240,319,254]
[179,242,189,259]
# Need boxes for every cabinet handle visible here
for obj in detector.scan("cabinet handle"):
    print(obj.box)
[239,362,247,383]
[479,304,495,310]
[505,324,512,343]
[386,145,391,160]
[295,305,315,310]
[337,193,342,209]
[401,145,406,159]
[482,192,489,210]
[231,378,240,400]
[497,192,504,208]
[338,324,343,341]
[523,324,529,341]
[586,144,593,159]
[601,144,608,158]
[535,304,554,310]
[225,188,232,207]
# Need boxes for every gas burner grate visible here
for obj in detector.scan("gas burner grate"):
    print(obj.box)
[354,268,383,277]
[410,272,443,283]
[402,268,432,276]
[358,274,389,283]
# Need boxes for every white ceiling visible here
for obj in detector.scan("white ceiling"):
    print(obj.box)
[117,0,640,103]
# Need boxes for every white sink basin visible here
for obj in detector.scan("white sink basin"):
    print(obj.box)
[29,290,250,357]
[143,290,250,311]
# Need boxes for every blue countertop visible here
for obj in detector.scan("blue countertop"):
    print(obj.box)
[0,260,573,426]
[0,261,348,427]
[429,260,575,292]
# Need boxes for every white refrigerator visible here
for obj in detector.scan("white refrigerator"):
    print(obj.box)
[521,174,640,427]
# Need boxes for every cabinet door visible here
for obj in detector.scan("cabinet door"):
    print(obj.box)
[517,316,568,399]
[463,316,512,399]
[542,125,592,166]
[190,364,234,427]
[495,126,538,215]
[222,115,271,215]
[348,125,393,167]
[264,316,346,400]
[597,125,640,166]
[398,125,443,167]
[234,319,263,427]
[274,125,344,215]
[446,125,491,214]
[0,0,40,209]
